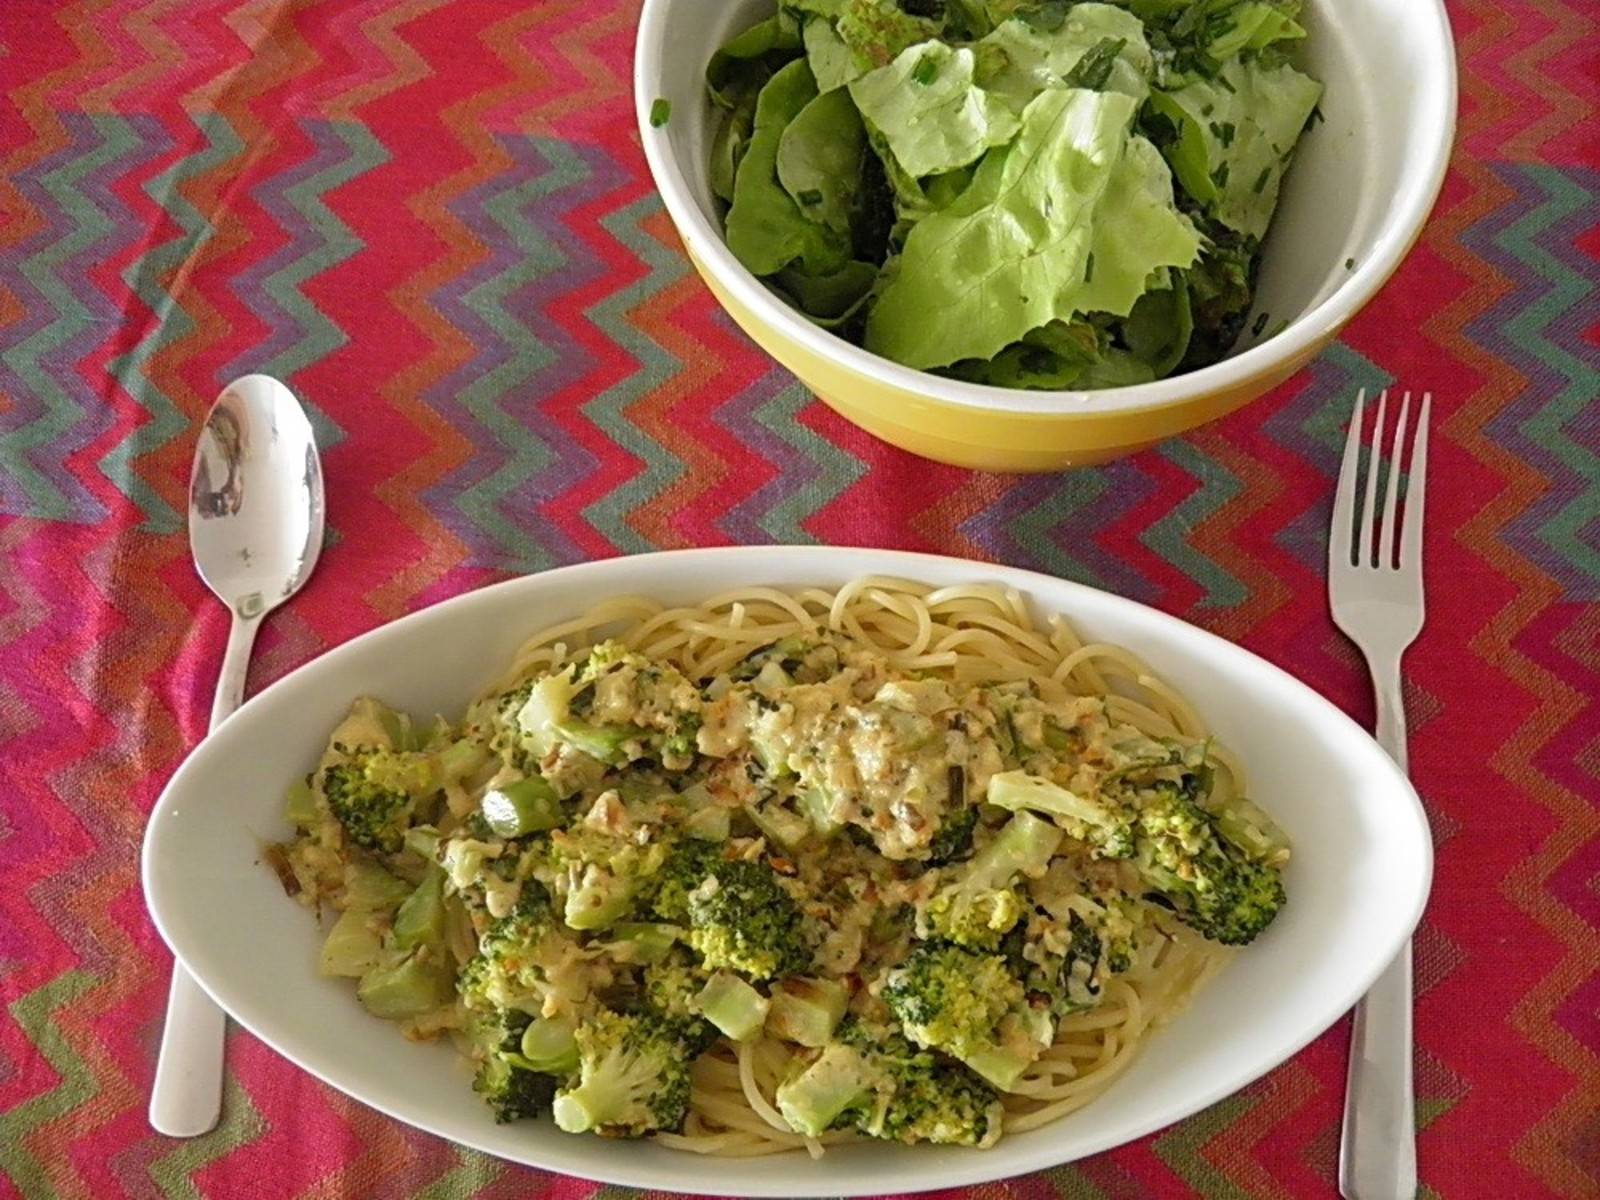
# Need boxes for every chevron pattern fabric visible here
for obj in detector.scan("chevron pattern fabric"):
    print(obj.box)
[0,0,1596,1197]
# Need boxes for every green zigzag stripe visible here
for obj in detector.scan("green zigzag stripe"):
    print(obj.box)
[145,1070,267,1200]
[0,113,140,523]
[1149,1087,1259,1198]
[1147,438,1248,610]
[1011,472,1118,588]
[1498,164,1600,587]
[258,119,388,442]
[752,380,865,543]
[580,192,692,552]
[451,137,592,572]
[103,111,244,535]
[0,970,98,1197]
[412,1145,504,1199]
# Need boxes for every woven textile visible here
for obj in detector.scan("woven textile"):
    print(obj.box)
[1,1,1595,1196]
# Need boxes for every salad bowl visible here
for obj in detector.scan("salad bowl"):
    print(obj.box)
[634,0,1456,471]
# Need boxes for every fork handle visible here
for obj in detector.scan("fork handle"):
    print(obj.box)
[1340,655,1416,1199]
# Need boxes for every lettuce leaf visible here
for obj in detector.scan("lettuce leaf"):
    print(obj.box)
[777,87,867,233]
[836,0,944,70]
[977,3,1155,110]
[708,12,803,107]
[848,41,1020,179]
[725,60,853,277]
[1150,56,1321,239]
[802,16,861,91]
[865,87,1199,370]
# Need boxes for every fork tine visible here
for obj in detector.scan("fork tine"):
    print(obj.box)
[1399,393,1431,571]
[1378,391,1411,568]
[1359,390,1388,567]
[1331,389,1366,569]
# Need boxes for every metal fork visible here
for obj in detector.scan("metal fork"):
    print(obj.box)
[1329,388,1431,1200]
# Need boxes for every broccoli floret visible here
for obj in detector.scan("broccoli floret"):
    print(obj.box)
[684,858,810,980]
[545,826,669,932]
[551,1009,698,1136]
[880,943,1051,1091]
[925,800,978,866]
[468,1006,555,1123]
[1008,896,1140,1018]
[639,955,721,1053]
[918,812,1064,950]
[1133,786,1285,945]
[649,839,810,978]
[320,747,437,853]
[776,1018,1002,1146]
[986,771,1136,858]
[458,886,585,1016]
[474,1050,556,1123]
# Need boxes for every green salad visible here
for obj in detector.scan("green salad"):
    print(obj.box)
[705,0,1323,388]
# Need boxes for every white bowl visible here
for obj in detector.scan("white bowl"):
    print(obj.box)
[634,0,1457,470]
[143,548,1432,1195]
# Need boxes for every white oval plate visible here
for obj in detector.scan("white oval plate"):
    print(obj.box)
[143,547,1431,1196]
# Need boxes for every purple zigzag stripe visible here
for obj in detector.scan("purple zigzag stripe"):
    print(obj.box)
[221,117,359,385]
[420,134,625,571]
[1,113,171,523]
[963,460,1161,602]
[1468,163,1599,598]
[714,369,822,545]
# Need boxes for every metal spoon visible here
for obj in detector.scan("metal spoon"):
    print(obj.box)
[149,374,325,1136]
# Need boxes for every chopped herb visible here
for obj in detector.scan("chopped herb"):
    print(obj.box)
[1062,37,1127,91]
[797,188,823,206]
[911,55,940,85]
[1211,162,1230,189]
[1208,120,1236,147]
[1251,311,1270,338]
[1084,253,1096,283]
[1269,319,1289,337]
[649,98,671,128]
[1345,257,1356,270]
[1250,167,1270,194]
[1216,72,1236,93]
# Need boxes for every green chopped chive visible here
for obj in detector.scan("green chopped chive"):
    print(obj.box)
[911,55,939,85]
[1084,252,1095,283]
[1345,257,1356,270]
[1250,166,1270,194]
[1251,311,1270,338]
[1062,37,1125,90]
[1211,162,1230,189]
[649,98,671,128]
[797,188,823,206]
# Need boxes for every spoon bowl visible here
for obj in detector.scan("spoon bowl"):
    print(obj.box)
[189,373,325,619]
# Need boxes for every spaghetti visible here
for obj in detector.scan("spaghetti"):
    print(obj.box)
[280,576,1286,1156]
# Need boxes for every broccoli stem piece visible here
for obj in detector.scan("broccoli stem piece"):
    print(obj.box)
[553,720,634,765]
[520,1015,580,1074]
[607,922,681,964]
[319,909,383,978]
[391,866,447,951]
[765,977,850,1047]
[480,776,562,838]
[986,771,1134,855]
[776,1044,876,1137]
[356,947,456,1019]
[695,972,770,1042]
[284,778,318,829]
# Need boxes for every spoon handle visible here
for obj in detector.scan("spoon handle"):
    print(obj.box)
[150,610,261,1136]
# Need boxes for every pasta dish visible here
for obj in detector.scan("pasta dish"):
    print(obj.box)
[270,577,1288,1154]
